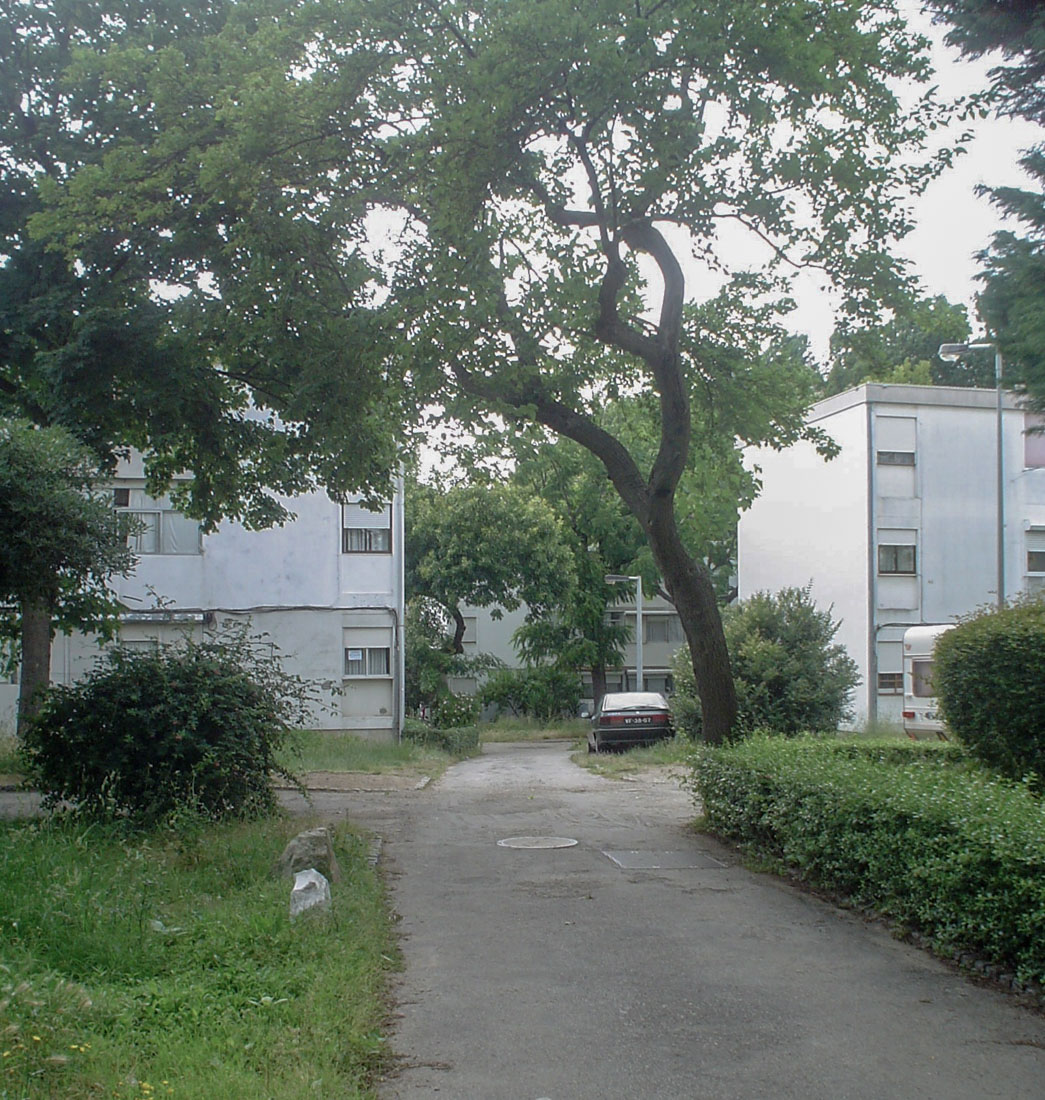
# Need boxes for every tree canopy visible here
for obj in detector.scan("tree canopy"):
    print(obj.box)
[405,478,574,653]
[24,0,961,740]
[927,0,1045,410]
[823,294,979,394]
[2,0,412,527]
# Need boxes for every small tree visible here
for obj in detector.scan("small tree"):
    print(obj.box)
[403,596,501,714]
[933,597,1045,784]
[0,421,135,732]
[480,666,581,722]
[405,479,574,653]
[672,587,859,738]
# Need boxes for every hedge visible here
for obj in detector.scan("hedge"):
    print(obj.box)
[692,736,1045,986]
[934,597,1045,784]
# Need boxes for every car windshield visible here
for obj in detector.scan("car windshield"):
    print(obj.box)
[601,692,668,711]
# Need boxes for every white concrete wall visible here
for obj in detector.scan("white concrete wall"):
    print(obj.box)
[738,384,1045,731]
[0,461,406,739]
[739,395,872,722]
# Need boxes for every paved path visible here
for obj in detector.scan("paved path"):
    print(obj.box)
[292,740,1045,1100]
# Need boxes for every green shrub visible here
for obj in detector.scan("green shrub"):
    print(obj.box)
[672,586,859,738]
[401,718,480,755]
[432,691,481,729]
[480,666,581,720]
[693,736,1045,984]
[21,629,311,824]
[934,596,1045,784]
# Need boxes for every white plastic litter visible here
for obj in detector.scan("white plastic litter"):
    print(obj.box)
[289,867,331,919]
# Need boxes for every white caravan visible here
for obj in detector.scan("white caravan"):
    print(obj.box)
[901,624,956,739]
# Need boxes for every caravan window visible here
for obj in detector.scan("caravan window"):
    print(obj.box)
[911,659,935,698]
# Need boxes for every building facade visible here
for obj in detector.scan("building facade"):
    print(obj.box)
[1,454,406,740]
[454,593,685,709]
[738,383,1045,727]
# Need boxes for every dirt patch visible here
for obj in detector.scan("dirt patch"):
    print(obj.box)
[290,771,432,792]
[616,764,688,787]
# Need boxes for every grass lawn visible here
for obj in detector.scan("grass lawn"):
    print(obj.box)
[0,729,20,779]
[282,729,453,778]
[573,735,695,777]
[479,716,590,743]
[0,814,398,1099]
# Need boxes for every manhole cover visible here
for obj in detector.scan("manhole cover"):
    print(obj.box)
[497,836,579,849]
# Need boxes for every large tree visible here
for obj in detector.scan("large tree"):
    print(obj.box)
[0,420,135,731]
[33,0,957,741]
[2,0,410,527]
[927,1,1045,410]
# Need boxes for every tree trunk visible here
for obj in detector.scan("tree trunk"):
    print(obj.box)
[450,605,467,655]
[18,599,53,735]
[590,662,607,711]
[645,508,736,745]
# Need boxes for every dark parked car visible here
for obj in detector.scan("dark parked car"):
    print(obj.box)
[588,691,673,753]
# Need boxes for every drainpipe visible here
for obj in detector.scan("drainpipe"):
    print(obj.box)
[866,395,878,726]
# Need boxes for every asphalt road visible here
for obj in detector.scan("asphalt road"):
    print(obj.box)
[288,740,1045,1100]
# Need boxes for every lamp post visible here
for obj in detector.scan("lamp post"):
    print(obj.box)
[938,341,1005,608]
[604,574,643,691]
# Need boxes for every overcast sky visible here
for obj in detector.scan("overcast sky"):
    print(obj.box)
[791,4,1042,360]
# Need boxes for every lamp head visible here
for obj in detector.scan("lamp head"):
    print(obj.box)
[937,343,969,362]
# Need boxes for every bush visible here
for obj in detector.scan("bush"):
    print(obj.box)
[432,691,481,729]
[479,666,581,721]
[934,596,1045,784]
[401,717,480,755]
[693,736,1045,985]
[672,585,859,738]
[21,629,312,823]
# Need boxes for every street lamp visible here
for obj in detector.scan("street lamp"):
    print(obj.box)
[604,574,643,691]
[938,341,1005,608]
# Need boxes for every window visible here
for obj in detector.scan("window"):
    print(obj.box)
[877,451,915,466]
[644,615,684,644]
[912,659,935,699]
[877,671,903,694]
[344,646,391,677]
[117,489,201,555]
[1025,414,1045,469]
[342,501,392,554]
[878,544,917,575]
[1028,530,1045,575]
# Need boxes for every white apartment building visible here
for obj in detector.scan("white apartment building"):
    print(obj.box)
[455,593,685,707]
[1,454,406,740]
[738,383,1045,727]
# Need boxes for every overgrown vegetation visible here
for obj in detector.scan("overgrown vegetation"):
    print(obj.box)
[21,629,311,824]
[480,666,581,722]
[0,815,396,1098]
[402,716,481,757]
[282,730,451,775]
[579,736,692,777]
[692,736,1045,986]
[672,586,859,739]
[480,716,589,743]
[934,597,1045,785]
